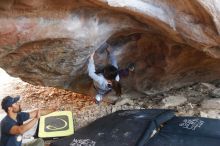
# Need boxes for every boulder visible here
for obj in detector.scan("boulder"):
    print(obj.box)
[210,88,220,98]
[1,0,220,96]
[162,96,187,107]
[201,98,220,109]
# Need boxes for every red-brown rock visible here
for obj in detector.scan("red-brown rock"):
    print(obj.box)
[0,0,220,96]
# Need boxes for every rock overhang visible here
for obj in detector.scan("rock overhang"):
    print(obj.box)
[1,0,220,96]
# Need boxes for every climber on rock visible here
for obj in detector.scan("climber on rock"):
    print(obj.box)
[87,44,135,104]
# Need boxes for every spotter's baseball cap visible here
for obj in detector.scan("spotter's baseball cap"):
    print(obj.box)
[1,95,20,111]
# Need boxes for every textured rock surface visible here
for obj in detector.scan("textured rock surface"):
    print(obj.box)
[201,98,220,109]
[162,95,187,107]
[210,88,220,98]
[1,0,220,96]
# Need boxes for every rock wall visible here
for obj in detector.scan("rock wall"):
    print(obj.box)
[0,0,220,95]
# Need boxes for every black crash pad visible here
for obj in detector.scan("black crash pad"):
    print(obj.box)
[146,116,220,146]
[50,109,174,146]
